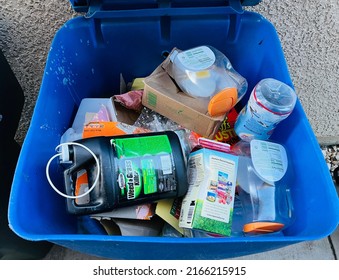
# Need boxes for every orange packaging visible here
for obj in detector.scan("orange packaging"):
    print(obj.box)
[75,169,90,205]
[82,121,149,139]
[213,108,239,145]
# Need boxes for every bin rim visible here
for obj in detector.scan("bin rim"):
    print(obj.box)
[67,0,263,14]
[6,227,339,244]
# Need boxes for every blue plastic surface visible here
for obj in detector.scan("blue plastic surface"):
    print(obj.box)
[8,6,339,259]
[68,0,262,13]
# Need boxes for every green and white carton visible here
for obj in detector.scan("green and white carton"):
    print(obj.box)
[179,148,238,236]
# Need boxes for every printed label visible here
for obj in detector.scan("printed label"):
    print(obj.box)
[146,92,157,107]
[201,156,236,223]
[83,121,149,139]
[111,135,177,202]
[170,198,182,220]
[179,153,204,226]
[234,89,289,141]
[250,140,288,183]
[177,46,215,71]
[214,108,239,145]
[124,160,142,199]
[179,149,238,236]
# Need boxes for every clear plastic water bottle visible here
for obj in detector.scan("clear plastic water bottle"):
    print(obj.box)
[234,78,297,141]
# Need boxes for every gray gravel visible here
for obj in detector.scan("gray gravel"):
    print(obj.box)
[321,145,339,187]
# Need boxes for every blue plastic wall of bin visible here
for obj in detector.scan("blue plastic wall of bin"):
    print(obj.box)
[8,2,339,259]
[0,50,51,259]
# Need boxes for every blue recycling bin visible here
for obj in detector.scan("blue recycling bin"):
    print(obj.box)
[8,0,339,259]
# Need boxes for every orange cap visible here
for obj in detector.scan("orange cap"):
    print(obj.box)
[243,222,284,234]
[208,87,238,117]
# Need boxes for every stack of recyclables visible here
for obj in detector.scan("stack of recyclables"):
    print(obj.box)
[8,2,339,259]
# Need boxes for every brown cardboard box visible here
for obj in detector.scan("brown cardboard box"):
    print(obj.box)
[142,49,226,139]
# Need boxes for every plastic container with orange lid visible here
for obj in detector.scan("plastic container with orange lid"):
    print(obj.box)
[231,140,295,236]
[170,45,248,117]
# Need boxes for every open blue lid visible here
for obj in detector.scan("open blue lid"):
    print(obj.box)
[69,0,262,13]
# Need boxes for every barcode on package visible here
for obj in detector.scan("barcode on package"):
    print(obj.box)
[187,201,196,224]
[161,155,172,175]
[187,208,194,224]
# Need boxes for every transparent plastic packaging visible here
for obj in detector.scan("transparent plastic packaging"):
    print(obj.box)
[161,223,183,238]
[133,107,196,159]
[234,78,297,141]
[60,98,117,143]
[231,140,295,236]
[170,45,248,116]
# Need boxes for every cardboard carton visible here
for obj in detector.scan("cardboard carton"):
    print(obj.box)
[143,49,226,139]
[179,148,238,236]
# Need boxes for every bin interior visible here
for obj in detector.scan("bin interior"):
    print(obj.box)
[9,9,339,258]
